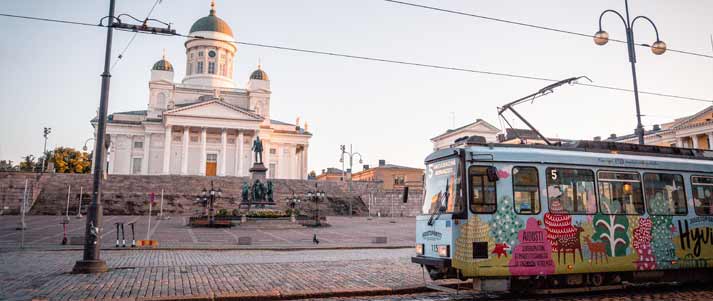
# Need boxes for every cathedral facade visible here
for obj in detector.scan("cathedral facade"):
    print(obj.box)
[97,3,311,179]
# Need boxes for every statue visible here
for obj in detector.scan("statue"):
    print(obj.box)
[252,136,264,164]
[252,179,265,202]
[267,181,274,203]
[241,182,249,203]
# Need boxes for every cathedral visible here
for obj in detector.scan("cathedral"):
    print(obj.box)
[97,2,311,179]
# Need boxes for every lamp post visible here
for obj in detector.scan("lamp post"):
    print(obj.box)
[307,190,325,226]
[42,127,51,172]
[339,144,363,217]
[287,194,301,223]
[196,181,222,226]
[594,0,667,145]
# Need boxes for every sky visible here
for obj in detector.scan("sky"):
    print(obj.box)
[1,0,713,174]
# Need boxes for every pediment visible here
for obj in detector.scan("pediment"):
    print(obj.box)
[165,100,263,121]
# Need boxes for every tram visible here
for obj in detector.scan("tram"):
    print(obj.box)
[412,136,713,291]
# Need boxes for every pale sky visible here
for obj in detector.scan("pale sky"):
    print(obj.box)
[1,0,713,174]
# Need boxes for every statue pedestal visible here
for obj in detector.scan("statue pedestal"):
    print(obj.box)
[249,163,267,181]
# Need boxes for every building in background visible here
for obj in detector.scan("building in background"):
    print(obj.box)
[97,3,311,178]
[431,119,500,151]
[605,105,713,149]
[351,160,423,190]
[316,168,345,181]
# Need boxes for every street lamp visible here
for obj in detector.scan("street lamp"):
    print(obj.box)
[42,127,51,172]
[340,144,363,217]
[307,190,325,226]
[287,194,301,222]
[594,0,666,145]
[195,181,222,226]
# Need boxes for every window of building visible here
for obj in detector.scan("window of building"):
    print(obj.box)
[692,176,713,216]
[208,62,215,74]
[394,175,405,186]
[546,168,597,214]
[172,134,182,142]
[206,153,218,162]
[198,51,204,57]
[597,171,644,215]
[270,148,277,155]
[186,63,192,75]
[190,135,199,143]
[132,158,142,174]
[133,141,143,149]
[512,166,540,214]
[643,173,687,215]
[197,62,204,74]
[469,166,496,213]
[269,163,276,178]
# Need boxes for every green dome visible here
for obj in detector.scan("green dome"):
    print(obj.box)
[250,68,269,80]
[152,59,173,71]
[189,9,233,37]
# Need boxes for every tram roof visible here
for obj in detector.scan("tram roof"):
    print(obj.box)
[428,139,713,173]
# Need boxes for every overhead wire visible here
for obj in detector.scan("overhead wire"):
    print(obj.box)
[383,0,713,60]
[111,0,164,70]
[1,12,712,104]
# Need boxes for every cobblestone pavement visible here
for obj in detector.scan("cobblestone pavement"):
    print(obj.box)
[0,248,430,301]
[321,284,713,300]
[0,215,414,250]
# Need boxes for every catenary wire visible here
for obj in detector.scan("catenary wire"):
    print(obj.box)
[111,0,164,70]
[383,0,713,59]
[1,12,712,104]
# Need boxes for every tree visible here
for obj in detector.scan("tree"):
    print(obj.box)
[489,196,524,250]
[19,155,37,172]
[308,170,317,180]
[592,200,630,257]
[50,147,92,174]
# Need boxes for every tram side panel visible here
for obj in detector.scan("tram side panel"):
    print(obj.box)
[451,162,713,279]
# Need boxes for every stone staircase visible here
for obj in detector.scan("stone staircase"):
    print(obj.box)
[0,173,43,215]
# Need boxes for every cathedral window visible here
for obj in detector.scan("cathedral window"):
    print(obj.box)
[198,51,204,57]
[197,62,204,74]
[208,62,215,74]
[133,141,143,149]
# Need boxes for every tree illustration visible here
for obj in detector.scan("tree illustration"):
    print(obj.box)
[592,200,630,257]
[543,199,578,251]
[649,193,678,269]
[632,217,656,270]
[488,196,523,250]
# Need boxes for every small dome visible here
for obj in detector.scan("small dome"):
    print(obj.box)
[250,67,269,80]
[189,4,233,37]
[152,59,173,72]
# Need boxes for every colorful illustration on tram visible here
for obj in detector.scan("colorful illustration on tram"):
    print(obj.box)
[412,138,713,291]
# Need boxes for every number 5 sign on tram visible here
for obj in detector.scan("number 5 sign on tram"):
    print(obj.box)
[550,169,558,181]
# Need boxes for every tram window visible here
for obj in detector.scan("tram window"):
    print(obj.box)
[691,176,713,216]
[470,166,496,213]
[597,171,645,215]
[643,173,687,215]
[546,168,597,214]
[512,167,540,214]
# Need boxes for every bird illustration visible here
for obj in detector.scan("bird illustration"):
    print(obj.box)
[313,234,320,244]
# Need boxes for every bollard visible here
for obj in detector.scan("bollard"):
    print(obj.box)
[128,222,136,247]
[115,222,125,247]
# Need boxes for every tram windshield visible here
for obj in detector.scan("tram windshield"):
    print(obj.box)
[422,158,460,215]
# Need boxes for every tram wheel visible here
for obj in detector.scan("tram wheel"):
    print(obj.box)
[589,273,604,287]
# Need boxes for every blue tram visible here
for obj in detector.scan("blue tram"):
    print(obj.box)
[412,138,713,291]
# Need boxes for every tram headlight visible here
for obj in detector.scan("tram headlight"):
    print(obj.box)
[436,245,450,257]
[415,244,424,255]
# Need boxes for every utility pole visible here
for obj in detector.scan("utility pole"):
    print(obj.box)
[72,0,174,274]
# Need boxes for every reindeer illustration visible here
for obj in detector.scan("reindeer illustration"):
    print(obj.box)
[554,223,584,264]
[583,235,609,265]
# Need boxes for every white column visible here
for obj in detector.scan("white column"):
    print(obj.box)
[181,127,189,175]
[220,128,227,176]
[289,145,296,179]
[107,141,115,174]
[692,135,700,149]
[708,133,713,150]
[142,133,151,175]
[677,137,685,148]
[127,135,134,175]
[276,144,283,179]
[237,131,244,176]
[163,126,172,174]
[200,127,207,175]
[303,144,309,180]
[264,140,271,177]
